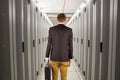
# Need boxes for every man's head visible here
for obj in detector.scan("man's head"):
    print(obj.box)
[57,13,66,22]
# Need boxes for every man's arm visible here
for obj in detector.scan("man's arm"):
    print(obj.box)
[69,29,73,59]
[45,28,52,60]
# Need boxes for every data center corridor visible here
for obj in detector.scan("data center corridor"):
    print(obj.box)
[0,0,120,80]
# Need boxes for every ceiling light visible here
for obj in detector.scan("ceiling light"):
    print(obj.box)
[80,3,86,9]
[87,0,91,3]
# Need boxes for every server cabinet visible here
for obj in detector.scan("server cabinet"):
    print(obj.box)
[73,18,76,62]
[77,13,81,67]
[43,19,47,62]
[108,0,120,80]
[99,0,110,80]
[76,16,79,64]
[72,19,76,61]
[39,13,43,70]
[77,13,80,66]
[30,1,37,80]
[75,17,78,62]
[41,15,45,66]
[91,0,101,80]
[74,16,79,63]
[15,0,26,80]
[23,0,32,80]
[42,16,45,64]
[37,10,42,74]
[77,13,80,70]
[0,0,17,80]
[34,7,39,79]
[83,6,88,78]
[80,10,85,72]
[115,0,120,79]
[33,5,37,80]
[86,2,93,80]
[79,10,83,72]
[40,15,43,69]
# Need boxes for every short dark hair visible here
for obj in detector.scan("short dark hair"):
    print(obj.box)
[57,13,66,22]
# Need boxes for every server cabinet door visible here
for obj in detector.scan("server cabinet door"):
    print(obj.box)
[30,2,36,80]
[40,14,43,69]
[108,0,120,80]
[80,11,85,71]
[115,0,120,79]
[78,14,81,68]
[40,16,43,69]
[43,20,46,63]
[86,2,93,80]
[35,7,39,78]
[99,0,110,80]
[74,17,79,63]
[23,1,32,80]
[0,0,17,80]
[83,7,88,78]
[37,11,42,74]
[72,20,76,61]
[41,16,44,66]
[15,0,26,80]
[91,0,101,80]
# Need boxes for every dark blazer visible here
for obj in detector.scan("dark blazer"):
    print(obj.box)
[45,24,73,62]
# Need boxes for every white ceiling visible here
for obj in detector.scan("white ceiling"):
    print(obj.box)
[36,0,83,13]
[36,0,85,25]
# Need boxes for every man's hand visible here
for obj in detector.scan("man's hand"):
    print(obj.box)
[45,58,49,64]
[69,59,72,67]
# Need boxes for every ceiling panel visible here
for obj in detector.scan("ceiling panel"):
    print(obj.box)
[36,0,83,13]
[36,0,85,25]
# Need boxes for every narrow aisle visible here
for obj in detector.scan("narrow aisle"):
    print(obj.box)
[40,61,81,80]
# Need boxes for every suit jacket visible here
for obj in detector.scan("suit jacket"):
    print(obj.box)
[45,24,73,62]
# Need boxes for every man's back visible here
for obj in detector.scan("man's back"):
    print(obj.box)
[46,24,73,62]
[45,13,73,80]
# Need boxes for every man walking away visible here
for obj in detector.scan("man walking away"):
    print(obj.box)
[45,13,73,80]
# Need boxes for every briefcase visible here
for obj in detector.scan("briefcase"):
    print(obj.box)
[45,64,51,80]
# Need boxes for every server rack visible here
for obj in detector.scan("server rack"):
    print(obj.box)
[67,0,120,80]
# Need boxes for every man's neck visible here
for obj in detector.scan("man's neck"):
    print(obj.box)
[58,22,65,24]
